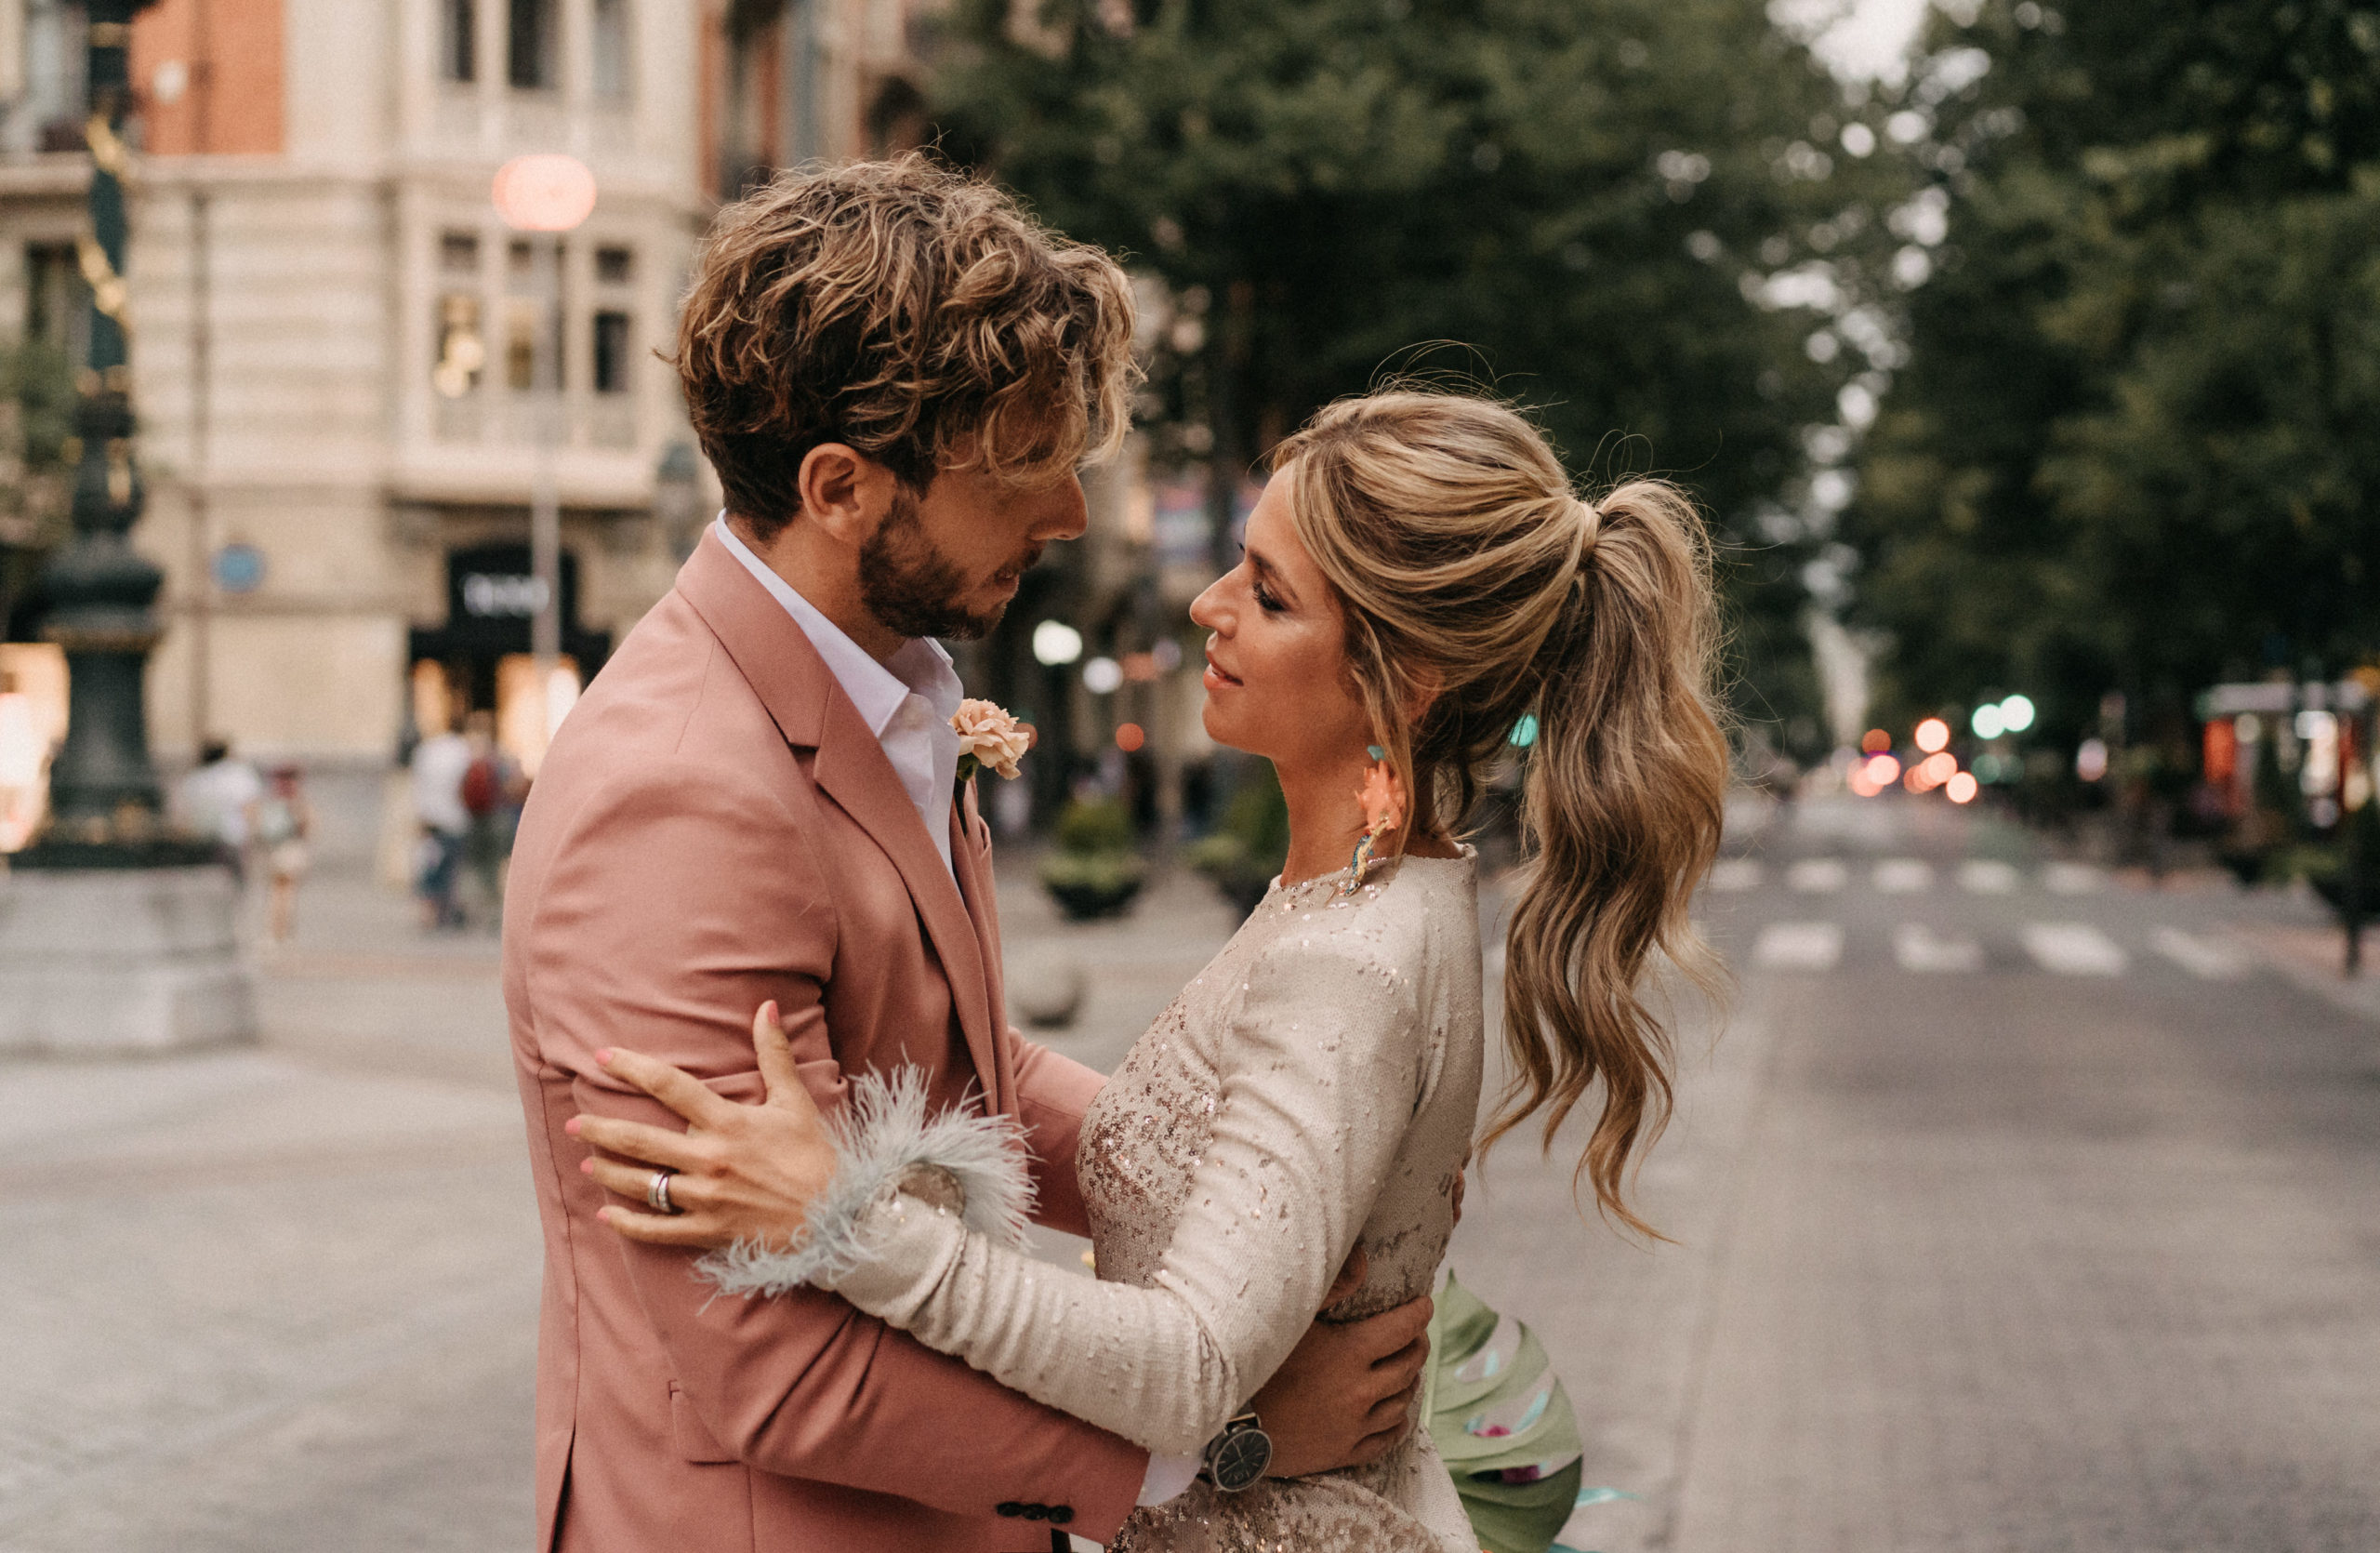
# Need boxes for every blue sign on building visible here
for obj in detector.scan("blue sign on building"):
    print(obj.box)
[211,543,266,594]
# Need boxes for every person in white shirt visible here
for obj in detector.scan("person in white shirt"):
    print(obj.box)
[410,724,473,929]
[175,737,264,875]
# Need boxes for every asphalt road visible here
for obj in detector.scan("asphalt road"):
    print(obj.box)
[1457,793,2380,1553]
[5,796,2376,1551]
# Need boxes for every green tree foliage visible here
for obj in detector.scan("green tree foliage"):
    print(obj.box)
[0,336,79,639]
[924,0,1905,750]
[1847,0,2380,746]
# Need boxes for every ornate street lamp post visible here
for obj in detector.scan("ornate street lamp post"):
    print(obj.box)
[0,0,251,1055]
[17,0,203,863]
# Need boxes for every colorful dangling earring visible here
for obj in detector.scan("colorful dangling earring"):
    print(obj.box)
[1342,744,1408,896]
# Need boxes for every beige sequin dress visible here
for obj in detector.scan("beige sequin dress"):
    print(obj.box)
[826,850,1485,1552]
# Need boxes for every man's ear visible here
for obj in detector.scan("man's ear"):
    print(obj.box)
[795,444,898,547]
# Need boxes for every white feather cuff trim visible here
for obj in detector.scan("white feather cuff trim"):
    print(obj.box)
[695,1067,1037,1299]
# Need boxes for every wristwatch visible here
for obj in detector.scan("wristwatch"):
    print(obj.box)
[1198,1410,1273,1493]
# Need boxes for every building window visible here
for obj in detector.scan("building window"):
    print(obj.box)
[506,301,541,390]
[591,0,632,101]
[25,244,84,348]
[442,0,476,82]
[440,231,481,275]
[433,295,485,398]
[507,0,556,90]
[592,312,630,394]
[594,246,633,285]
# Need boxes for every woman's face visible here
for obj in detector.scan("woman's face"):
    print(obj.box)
[1188,472,1373,772]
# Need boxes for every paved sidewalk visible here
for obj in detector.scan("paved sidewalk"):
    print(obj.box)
[0,857,1246,1552]
[7,814,2377,1552]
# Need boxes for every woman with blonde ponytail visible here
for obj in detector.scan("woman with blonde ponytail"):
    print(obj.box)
[1273,396,1729,1235]
[576,388,1728,1551]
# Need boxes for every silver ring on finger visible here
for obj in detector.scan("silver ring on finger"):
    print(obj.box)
[647,1169,681,1215]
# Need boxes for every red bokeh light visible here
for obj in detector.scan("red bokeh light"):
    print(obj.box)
[1114,722,1145,753]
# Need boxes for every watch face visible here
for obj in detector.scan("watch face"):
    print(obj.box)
[1210,1426,1272,1493]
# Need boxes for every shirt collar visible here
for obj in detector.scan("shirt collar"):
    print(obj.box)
[713,514,959,736]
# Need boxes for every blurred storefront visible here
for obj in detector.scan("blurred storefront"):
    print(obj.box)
[0,0,935,791]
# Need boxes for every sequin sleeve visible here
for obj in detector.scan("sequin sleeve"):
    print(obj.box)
[822,927,1431,1455]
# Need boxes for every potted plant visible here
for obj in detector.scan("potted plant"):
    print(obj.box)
[1038,796,1146,920]
[1184,764,1290,917]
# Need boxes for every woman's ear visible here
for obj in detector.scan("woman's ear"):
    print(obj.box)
[1402,664,1446,726]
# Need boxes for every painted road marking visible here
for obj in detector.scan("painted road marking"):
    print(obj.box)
[1787,858,1849,893]
[2151,927,2251,980]
[2023,922,2127,976]
[2043,862,2106,896]
[1753,922,1844,971]
[1709,858,1762,892]
[1893,923,1984,973]
[1958,860,2020,895]
[1873,858,1935,894]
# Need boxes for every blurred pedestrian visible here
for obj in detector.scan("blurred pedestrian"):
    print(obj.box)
[459,710,522,926]
[0,670,46,851]
[176,737,264,877]
[254,764,313,943]
[411,720,472,931]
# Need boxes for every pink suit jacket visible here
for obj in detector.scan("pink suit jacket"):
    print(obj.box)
[502,529,1147,1551]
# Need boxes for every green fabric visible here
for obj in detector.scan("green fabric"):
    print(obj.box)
[1423,1272,1587,1553]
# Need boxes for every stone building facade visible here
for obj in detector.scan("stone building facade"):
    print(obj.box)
[0,0,932,772]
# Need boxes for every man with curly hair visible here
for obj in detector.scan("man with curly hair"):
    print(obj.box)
[500,157,1431,1553]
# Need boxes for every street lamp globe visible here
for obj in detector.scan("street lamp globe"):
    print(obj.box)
[492,153,597,232]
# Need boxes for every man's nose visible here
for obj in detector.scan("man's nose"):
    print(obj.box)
[1037,476,1090,541]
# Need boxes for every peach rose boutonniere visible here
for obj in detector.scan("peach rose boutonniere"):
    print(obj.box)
[951,698,1033,788]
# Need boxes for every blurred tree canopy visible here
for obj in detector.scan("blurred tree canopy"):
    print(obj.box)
[923,0,1909,751]
[0,336,79,641]
[1846,0,2380,749]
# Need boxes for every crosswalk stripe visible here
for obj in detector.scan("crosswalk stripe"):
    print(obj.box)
[1873,858,1934,894]
[2151,927,2251,980]
[1894,923,1990,972]
[1893,923,1983,973]
[1786,858,1848,893]
[1753,921,1843,970]
[1709,858,1761,892]
[1957,860,2020,895]
[2022,922,2127,976]
[2042,862,2106,896]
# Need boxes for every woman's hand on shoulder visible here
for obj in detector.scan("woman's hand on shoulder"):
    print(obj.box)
[567,1001,839,1252]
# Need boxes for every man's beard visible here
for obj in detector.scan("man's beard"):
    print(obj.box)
[858,488,1031,642]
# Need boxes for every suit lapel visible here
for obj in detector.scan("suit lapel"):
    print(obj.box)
[676,531,1004,1113]
[949,780,1013,1115]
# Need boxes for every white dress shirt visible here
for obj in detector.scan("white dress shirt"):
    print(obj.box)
[717,516,964,877]
[717,516,1201,1507]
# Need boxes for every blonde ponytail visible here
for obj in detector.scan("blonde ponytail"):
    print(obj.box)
[1489,482,1727,1237]
[1272,393,1727,1236]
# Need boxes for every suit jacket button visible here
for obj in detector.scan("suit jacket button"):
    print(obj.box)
[996,1503,1024,1518]
[1049,1506,1076,1525]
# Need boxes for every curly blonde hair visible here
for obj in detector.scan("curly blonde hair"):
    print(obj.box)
[677,154,1138,538]
[1271,391,1729,1237]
